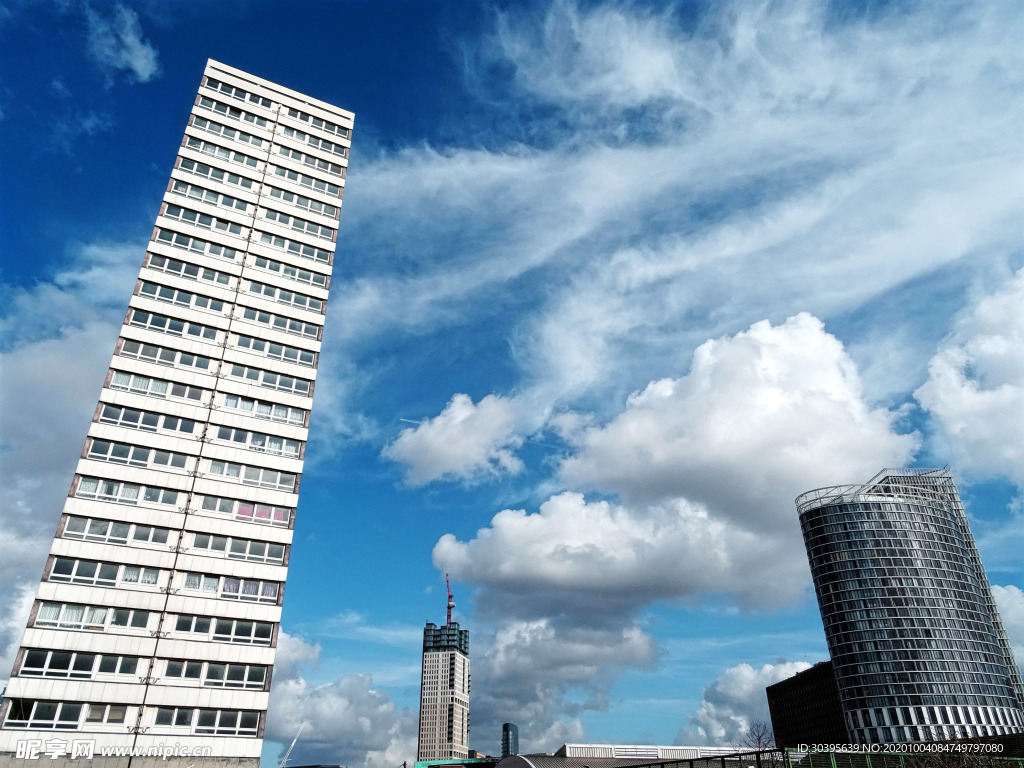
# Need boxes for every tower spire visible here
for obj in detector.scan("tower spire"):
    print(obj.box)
[446,573,455,625]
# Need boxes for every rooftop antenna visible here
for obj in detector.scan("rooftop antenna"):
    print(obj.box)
[446,573,455,626]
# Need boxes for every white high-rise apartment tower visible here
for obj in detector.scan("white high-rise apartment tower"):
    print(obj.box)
[0,60,352,766]
[416,583,470,762]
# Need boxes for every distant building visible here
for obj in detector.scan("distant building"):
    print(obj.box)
[417,581,470,761]
[501,723,519,757]
[797,468,1024,744]
[766,661,846,748]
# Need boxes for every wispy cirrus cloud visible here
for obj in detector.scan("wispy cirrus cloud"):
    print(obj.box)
[85,4,160,85]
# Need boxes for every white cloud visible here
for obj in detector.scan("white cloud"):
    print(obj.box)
[560,313,918,523]
[676,661,811,746]
[915,269,1024,486]
[991,585,1024,675]
[265,633,416,768]
[383,393,527,484]
[85,4,160,85]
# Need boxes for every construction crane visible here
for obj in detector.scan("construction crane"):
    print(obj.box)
[278,722,305,768]
[446,573,455,626]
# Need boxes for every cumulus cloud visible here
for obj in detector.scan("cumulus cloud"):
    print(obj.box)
[992,585,1024,675]
[85,4,160,85]
[677,661,811,746]
[265,633,416,767]
[560,313,919,521]
[915,269,1024,486]
[383,393,527,484]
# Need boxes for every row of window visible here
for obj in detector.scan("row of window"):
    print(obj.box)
[198,93,270,126]
[237,334,316,367]
[284,105,351,139]
[51,558,159,587]
[184,135,258,168]
[258,231,332,263]
[105,366,200,408]
[4,699,261,736]
[139,280,225,313]
[282,125,347,158]
[147,253,231,286]
[276,145,345,178]
[223,393,305,424]
[182,572,280,602]
[155,227,239,260]
[98,404,196,435]
[75,477,179,507]
[206,461,297,493]
[248,279,324,313]
[264,207,335,240]
[215,426,301,457]
[178,156,254,190]
[240,306,320,339]
[35,602,275,646]
[267,185,338,218]
[192,114,262,147]
[169,178,248,212]
[63,513,287,564]
[118,339,211,371]
[272,163,343,194]
[86,439,188,470]
[163,203,244,237]
[20,650,267,690]
[228,362,312,396]
[252,254,328,288]
[128,309,217,341]
[204,76,274,109]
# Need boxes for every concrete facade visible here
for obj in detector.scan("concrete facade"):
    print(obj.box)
[0,59,353,766]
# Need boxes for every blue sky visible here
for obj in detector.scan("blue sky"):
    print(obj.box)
[1,1,1023,766]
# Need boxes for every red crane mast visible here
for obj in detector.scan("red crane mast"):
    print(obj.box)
[446,573,455,626]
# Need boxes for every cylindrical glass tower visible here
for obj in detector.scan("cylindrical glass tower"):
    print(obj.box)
[797,468,1024,744]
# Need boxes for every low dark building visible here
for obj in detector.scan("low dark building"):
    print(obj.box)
[767,661,847,748]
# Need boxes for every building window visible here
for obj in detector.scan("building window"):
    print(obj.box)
[223,393,306,425]
[192,533,285,564]
[252,255,328,288]
[198,491,293,523]
[35,603,149,632]
[284,105,351,139]
[257,230,332,263]
[184,135,258,168]
[271,163,343,193]
[74,477,179,507]
[128,308,218,341]
[109,369,205,401]
[263,208,335,241]
[155,227,238,260]
[182,572,280,603]
[247,280,324,313]
[154,706,260,736]
[98,404,196,435]
[214,426,301,457]
[20,650,139,679]
[267,185,338,218]
[162,204,243,238]
[276,145,346,177]
[50,558,159,588]
[204,77,273,110]
[235,335,316,367]
[191,115,262,148]
[239,306,320,339]
[3,700,85,730]
[226,363,312,396]
[177,157,254,189]
[169,180,247,213]
[282,125,348,158]
[119,339,212,371]
[86,439,188,470]
[171,615,273,646]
